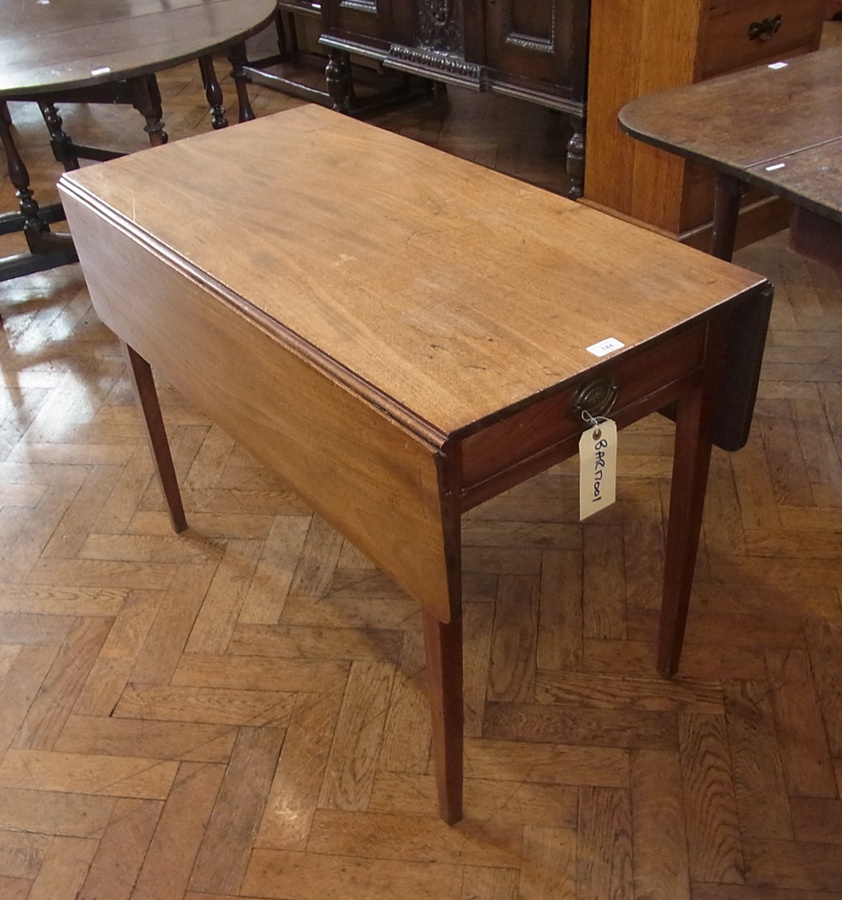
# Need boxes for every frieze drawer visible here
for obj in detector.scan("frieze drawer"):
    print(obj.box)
[458,324,707,505]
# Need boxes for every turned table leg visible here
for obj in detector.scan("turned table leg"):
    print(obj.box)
[325,47,355,114]
[421,607,464,824]
[123,343,187,533]
[566,112,585,201]
[129,74,169,147]
[227,41,257,123]
[0,104,49,247]
[38,101,80,171]
[198,55,229,130]
[0,100,78,282]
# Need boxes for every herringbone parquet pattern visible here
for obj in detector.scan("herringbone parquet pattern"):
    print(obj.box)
[1,28,842,900]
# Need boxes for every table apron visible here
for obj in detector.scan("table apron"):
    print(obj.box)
[457,324,708,509]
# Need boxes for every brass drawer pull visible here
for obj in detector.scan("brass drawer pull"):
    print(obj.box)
[573,374,619,423]
[747,14,782,41]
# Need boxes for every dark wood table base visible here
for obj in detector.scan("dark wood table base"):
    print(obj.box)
[1,45,257,284]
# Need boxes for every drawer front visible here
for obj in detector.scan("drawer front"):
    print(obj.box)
[458,324,707,503]
[701,0,824,79]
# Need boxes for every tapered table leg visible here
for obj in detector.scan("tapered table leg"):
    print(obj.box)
[658,387,711,677]
[657,315,729,678]
[122,342,187,533]
[422,608,464,824]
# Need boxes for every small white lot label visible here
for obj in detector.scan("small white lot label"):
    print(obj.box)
[579,419,618,520]
[586,337,624,358]
[768,61,788,70]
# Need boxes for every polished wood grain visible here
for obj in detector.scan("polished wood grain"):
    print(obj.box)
[1,41,842,899]
[59,107,767,430]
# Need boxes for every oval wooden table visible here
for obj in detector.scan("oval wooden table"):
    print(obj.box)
[618,44,842,269]
[0,0,277,282]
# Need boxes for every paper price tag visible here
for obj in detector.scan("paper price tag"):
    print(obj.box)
[579,419,617,520]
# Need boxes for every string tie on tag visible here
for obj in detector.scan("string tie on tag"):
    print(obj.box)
[580,409,607,440]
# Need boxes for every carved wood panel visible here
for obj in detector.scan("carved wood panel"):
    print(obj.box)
[416,0,464,53]
[483,0,588,101]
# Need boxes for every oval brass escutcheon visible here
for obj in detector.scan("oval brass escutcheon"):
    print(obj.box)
[573,374,619,423]
[747,14,782,41]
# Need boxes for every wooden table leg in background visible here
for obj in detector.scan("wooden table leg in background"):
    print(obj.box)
[38,101,81,170]
[228,41,258,122]
[122,342,187,533]
[0,107,78,281]
[198,55,229,130]
[0,109,48,244]
[710,173,744,262]
[129,74,169,146]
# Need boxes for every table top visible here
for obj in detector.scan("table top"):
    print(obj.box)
[619,45,842,224]
[59,105,767,437]
[0,0,277,99]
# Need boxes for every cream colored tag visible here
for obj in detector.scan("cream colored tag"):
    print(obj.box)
[579,419,617,520]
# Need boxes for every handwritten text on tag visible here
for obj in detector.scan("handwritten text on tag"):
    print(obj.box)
[579,419,618,520]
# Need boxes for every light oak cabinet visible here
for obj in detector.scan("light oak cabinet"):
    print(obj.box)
[584,0,827,248]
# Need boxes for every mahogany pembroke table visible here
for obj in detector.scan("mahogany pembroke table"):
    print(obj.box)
[58,106,772,824]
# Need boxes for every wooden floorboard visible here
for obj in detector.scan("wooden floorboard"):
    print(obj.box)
[2,24,842,900]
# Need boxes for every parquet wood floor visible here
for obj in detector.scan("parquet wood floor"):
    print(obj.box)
[1,29,842,900]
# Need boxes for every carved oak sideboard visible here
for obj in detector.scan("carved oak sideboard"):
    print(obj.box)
[318,1,590,197]
[268,0,827,242]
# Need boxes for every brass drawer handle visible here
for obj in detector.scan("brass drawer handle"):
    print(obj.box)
[573,375,619,423]
[747,14,782,41]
